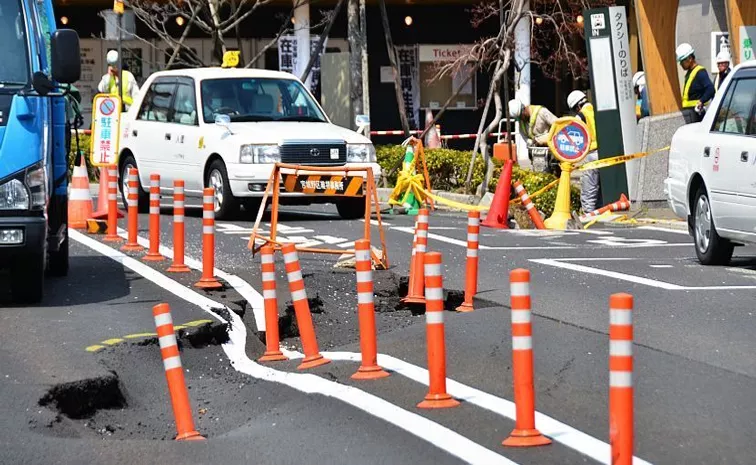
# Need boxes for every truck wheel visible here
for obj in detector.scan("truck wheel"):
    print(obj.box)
[11,253,45,304]
[207,160,239,220]
[693,185,733,265]
[336,197,367,220]
[120,155,149,213]
[48,227,69,277]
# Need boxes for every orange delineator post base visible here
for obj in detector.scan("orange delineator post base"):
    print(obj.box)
[143,174,164,261]
[456,211,480,312]
[122,168,143,252]
[195,188,223,289]
[482,160,513,229]
[609,293,634,465]
[502,269,551,447]
[282,243,330,370]
[402,209,428,305]
[103,165,123,243]
[152,303,204,441]
[258,245,288,362]
[91,166,124,219]
[352,239,390,380]
[417,252,460,409]
[167,180,191,273]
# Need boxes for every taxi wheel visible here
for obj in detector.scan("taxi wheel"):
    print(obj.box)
[693,185,733,266]
[120,155,149,213]
[207,160,239,220]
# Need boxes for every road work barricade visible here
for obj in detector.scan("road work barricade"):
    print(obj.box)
[248,163,389,270]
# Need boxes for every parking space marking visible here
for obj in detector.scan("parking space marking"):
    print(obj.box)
[361,218,392,227]
[531,258,756,290]
[638,226,689,235]
[650,265,674,268]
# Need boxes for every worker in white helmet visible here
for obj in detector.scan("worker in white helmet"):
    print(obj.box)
[713,50,732,92]
[632,71,650,119]
[567,90,602,213]
[507,98,557,147]
[97,50,139,111]
[675,43,714,123]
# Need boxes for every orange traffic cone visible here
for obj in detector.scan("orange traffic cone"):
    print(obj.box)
[91,167,124,219]
[68,157,93,229]
[482,160,513,229]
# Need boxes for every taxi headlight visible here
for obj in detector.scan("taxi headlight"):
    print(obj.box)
[347,143,376,163]
[240,145,281,164]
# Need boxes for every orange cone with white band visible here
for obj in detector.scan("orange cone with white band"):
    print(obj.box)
[122,168,143,252]
[103,165,123,242]
[417,252,460,409]
[456,211,480,312]
[609,293,634,465]
[503,269,551,447]
[195,188,222,289]
[68,157,93,229]
[352,239,389,380]
[282,243,330,370]
[167,180,190,273]
[402,209,428,305]
[513,181,546,230]
[143,174,164,261]
[152,303,204,441]
[579,194,630,223]
[259,244,287,362]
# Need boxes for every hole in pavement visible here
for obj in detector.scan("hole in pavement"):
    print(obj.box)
[135,322,230,348]
[39,372,127,419]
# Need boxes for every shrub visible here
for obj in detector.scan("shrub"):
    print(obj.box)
[67,132,99,182]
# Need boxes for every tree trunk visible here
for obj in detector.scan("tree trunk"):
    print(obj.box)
[347,0,363,120]
[232,0,246,65]
[300,0,345,82]
[359,0,370,132]
[464,59,501,192]
[208,0,227,64]
[378,0,410,136]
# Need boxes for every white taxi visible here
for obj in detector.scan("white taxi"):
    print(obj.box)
[117,67,380,220]
[665,60,756,265]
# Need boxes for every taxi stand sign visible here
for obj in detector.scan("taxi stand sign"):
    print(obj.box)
[90,94,122,167]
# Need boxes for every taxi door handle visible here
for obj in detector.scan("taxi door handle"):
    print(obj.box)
[703,147,710,157]
[741,151,749,162]
[132,129,138,137]
[165,133,171,141]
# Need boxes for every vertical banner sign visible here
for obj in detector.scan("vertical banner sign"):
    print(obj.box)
[740,26,756,63]
[396,45,420,129]
[583,6,638,204]
[278,35,327,96]
[90,94,122,167]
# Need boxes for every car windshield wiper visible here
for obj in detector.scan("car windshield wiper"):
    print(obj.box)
[229,114,275,122]
[277,115,326,122]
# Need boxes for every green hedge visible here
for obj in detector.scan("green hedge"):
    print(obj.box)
[376,145,580,217]
[67,132,100,182]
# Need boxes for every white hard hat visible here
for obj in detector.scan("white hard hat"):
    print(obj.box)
[508,99,524,119]
[632,71,645,88]
[107,50,119,65]
[567,90,587,110]
[676,43,695,62]
[716,50,731,63]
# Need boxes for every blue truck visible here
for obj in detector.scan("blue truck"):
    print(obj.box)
[0,0,80,303]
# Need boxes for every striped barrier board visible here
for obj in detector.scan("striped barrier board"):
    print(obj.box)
[283,174,364,196]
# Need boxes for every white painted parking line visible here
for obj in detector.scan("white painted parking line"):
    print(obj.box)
[391,226,470,248]
[650,265,674,268]
[70,229,518,465]
[531,258,756,291]
[361,218,392,227]
[313,235,349,245]
[638,226,689,235]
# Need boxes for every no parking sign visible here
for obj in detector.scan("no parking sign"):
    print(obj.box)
[547,117,592,164]
[90,93,122,167]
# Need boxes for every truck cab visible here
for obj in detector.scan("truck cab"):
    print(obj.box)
[0,0,80,303]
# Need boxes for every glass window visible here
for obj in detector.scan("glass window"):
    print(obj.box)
[715,79,756,136]
[0,0,31,85]
[199,77,327,124]
[137,81,175,122]
[172,83,197,125]
[712,82,736,133]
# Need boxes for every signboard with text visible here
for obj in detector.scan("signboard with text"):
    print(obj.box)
[90,94,121,167]
[740,26,756,63]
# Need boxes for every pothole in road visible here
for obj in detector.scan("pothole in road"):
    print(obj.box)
[135,321,231,349]
[38,372,127,420]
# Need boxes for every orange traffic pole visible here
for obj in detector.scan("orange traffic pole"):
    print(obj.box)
[402,209,429,305]
[121,168,143,251]
[456,211,480,312]
[503,269,551,447]
[579,194,630,223]
[417,252,460,409]
[513,181,546,230]
[259,244,288,362]
[167,180,191,273]
[282,243,330,370]
[152,303,204,441]
[352,239,390,380]
[195,188,223,289]
[609,293,634,465]
[143,174,164,261]
[103,165,122,242]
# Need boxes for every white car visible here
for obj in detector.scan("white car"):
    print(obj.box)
[665,60,756,265]
[117,67,380,220]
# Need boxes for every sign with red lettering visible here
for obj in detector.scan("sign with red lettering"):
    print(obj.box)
[418,44,474,62]
[90,93,122,167]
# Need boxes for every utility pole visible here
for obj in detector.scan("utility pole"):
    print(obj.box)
[359,0,370,138]
[348,0,363,126]
[114,0,124,110]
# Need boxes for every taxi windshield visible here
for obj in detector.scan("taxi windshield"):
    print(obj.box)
[200,77,327,124]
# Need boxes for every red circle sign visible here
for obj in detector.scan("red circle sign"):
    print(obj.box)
[551,122,590,162]
[99,98,116,116]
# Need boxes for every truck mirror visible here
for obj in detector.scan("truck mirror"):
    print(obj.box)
[32,72,54,96]
[51,30,81,84]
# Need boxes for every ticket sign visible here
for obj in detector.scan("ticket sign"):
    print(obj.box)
[90,94,122,167]
[547,117,591,164]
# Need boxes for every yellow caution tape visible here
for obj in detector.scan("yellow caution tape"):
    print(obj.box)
[577,146,670,171]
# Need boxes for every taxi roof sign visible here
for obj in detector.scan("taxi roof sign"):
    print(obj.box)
[546,117,592,164]
[221,51,240,68]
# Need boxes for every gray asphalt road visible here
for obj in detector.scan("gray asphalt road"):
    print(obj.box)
[4,198,756,465]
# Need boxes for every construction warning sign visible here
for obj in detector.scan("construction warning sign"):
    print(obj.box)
[283,174,364,196]
[90,93,122,167]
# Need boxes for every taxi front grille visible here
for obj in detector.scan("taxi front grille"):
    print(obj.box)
[280,140,346,166]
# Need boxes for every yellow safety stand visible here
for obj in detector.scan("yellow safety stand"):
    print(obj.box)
[542,117,592,230]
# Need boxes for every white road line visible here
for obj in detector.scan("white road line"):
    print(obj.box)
[650,265,674,268]
[638,226,690,235]
[70,229,517,465]
[113,227,266,331]
[313,235,349,245]
[484,246,578,250]
[361,218,392,226]
[531,258,756,291]
[391,226,470,248]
